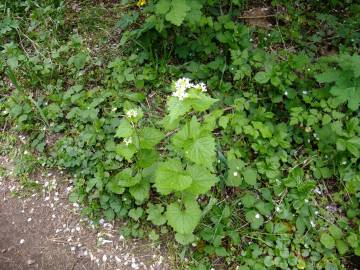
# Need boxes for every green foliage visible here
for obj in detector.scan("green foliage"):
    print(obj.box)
[2,0,360,269]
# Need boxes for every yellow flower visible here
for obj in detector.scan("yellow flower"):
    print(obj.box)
[137,0,147,7]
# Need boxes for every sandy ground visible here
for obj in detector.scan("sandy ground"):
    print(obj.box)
[0,153,169,270]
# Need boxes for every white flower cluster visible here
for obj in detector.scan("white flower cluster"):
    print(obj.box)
[124,137,132,145]
[126,109,138,118]
[172,77,207,101]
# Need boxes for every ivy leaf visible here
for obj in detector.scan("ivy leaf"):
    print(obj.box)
[146,204,167,226]
[245,210,264,229]
[139,127,164,149]
[154,159,192,195]
[254,71,271,84]
[165,0,190,26]
[115,119,133,138]
[226,159,245,187]
[114,168,141,187]
[242,167,257,185]
[166,200,201,234]
[186,165,217,195]
[129,180,150,203]
[320,233,335,249]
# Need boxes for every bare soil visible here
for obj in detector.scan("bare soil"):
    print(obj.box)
[0,154,169,270]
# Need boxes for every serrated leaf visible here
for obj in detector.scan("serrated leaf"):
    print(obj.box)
[185,135,216,170]
[128,207,143,221]
[226,159,245,187]
[336,240,348,255]
[115,144,137,161]
[154,159,192,195]
[329,224,343,239]
[241,192,256,208]
[315,70,340,83]
[165,0,190,26]
[106,179,125,194]
[139,127,164,149]
[186,165,216,195]
[166,200,201,234]
[166,96,191,123]
[330,85,360,111]
[115,119,133,138]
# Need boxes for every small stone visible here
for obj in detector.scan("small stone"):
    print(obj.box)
[27,259,35,265]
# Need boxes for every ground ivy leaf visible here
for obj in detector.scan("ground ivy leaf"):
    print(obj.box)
[166,200,201,234]
[320,233,335,249]
[186,165,216,195]
[154,159,192,195]
[245,210,264,230]
[242,167,257,185]
[254,71,271,84]
[146,204,167,226]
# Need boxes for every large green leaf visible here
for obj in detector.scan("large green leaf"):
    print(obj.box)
[243,167,258,186]
[154,159,192,195]
[114,168,141,187]
[185,135,215,170]
[166,200,201,234]
[186,165,216,195]
[115,119,133,138]
[129,180,150,203]
[320,233,335,249]
[167,96,191,123]
[139,127,164,149]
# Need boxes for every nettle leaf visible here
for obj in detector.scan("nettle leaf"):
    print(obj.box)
[146,203,167,226]
[129,180,150,203]
[115,119,133,138]
[139,127,164,149]
[166,200,201,234]
[165,0,190,26]
[154,159,192,195]
[114,168,141,187]
[320,233,335,249]
[186,165,217,195]
[330,85,360,111]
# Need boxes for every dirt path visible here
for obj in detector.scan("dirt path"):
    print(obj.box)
[0,154,168,270]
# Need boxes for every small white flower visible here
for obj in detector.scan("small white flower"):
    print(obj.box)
[126,109,138,118]
[194,82,207,92]
[24,150,29,155]
[315,211,319,215]
[342,161,347,165]
[20,239,25,244]
[275,206,281,212]
[310,220,316,227]
[112,107,117,112]
[102,254,107,262]
[175,77,192,91]
[233,171,238,177]
[255,213,260,219]
[124,137,132,146]
[304,199,309,203]
[303,90,308,95]
[284,91,288,96]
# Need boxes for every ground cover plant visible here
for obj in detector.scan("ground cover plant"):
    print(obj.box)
[1,0,360,269]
